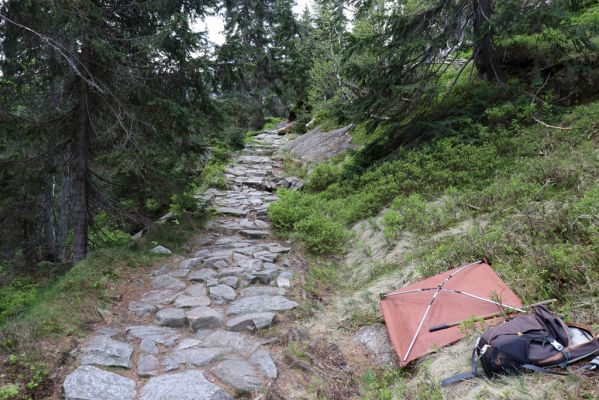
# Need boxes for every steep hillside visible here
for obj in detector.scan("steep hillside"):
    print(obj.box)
[269,100,599,399]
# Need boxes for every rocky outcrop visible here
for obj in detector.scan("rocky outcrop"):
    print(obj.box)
[281,124,358,163]
[353,323,398,366]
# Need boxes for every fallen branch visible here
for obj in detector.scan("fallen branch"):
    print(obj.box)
[285,354,319,375]
[458,202,481,211]
[532,116,572,131]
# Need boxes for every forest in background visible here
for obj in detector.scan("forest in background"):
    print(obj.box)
[1,0,598,398]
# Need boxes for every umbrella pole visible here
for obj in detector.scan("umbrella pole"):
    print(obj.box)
[383,260,483,299]
[403,289,439,362]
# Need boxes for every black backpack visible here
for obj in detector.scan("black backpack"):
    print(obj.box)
[443,305,599,386]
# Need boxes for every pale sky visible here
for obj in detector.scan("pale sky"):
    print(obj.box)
[198,0,314,46]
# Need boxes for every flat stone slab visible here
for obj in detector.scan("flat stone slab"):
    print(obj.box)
[212,359,262,392]
[155,308,186,327]
[141,289,178,305]
[250,349,278,379]
[63,365,136,400]
[175,295,211,308]
[161,347,229,370]
[168,268,189,278]
[228,295,298,315]
[187,307,224,331]
[240,230,269,239]
[81,335,133,368]
[239,287,287,297]
[129,301,158,317]
[226,312,276,332]
[185,284,207,297]
[127,325,180,346]
[252,268,279,284]
[140,370,233,400]
[217,267,245,277]
[237,258,264,271]
[176,338,202,350]
[140,339,159,354]
[201,331,261,355]
[204,258,230,270]
[152,275,186,291]
[179,257,202,269]
[209,284,237,305]
[220,276,239,289]
[216,207,248,216]
[269,244,291,253]
[138,354,160,378]
[277,277,291,289]
[188,269,217,282]
[253,251,278,262]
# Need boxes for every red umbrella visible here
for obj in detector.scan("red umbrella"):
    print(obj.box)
[380,260,523,366]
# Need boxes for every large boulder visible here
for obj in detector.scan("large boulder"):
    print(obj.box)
[280,125,357,163]
[353,323,398,366]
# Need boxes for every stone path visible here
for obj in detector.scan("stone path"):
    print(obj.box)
[63,132,303,399]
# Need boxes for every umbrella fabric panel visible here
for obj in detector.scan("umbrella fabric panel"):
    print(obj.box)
[381,262,522,366]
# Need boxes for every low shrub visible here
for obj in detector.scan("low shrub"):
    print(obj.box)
[305,163,342,192]
[381,194,459,238]
[294,214,351,254]
[292,113,312,135]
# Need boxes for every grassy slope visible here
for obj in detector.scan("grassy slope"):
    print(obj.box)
[270,98,599,398]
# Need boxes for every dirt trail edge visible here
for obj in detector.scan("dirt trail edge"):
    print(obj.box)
[61,131,303,400]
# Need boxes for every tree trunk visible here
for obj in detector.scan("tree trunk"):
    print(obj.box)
[42,174,57,260]
[72,46,91,262]
[43,51,60,261]
[58,144,71,262]
[471,0,500,82]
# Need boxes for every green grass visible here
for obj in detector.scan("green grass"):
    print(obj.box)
[269,133,503,253]
[381,192,460,239]
[262,116,285,130]
[0,247,157,398]
[361,367,443,400]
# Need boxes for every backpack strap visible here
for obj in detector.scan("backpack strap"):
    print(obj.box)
[441,348,480,387]
[521,364,569,376]
[576,356,599,372]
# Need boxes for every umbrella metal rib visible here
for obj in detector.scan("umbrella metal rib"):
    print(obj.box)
[384,260,483,299]
[440,288,524,313]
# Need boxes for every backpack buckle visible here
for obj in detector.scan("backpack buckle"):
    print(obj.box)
[550,340,564,351]
[479,344,489,355]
